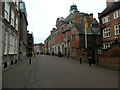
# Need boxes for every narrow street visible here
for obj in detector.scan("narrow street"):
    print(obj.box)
[3,55,118,88]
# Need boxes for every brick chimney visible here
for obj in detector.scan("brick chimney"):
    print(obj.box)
[106,0,115,7]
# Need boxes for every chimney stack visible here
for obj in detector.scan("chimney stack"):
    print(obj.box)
[106,0,115,7]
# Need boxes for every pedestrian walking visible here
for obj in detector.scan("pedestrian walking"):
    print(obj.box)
[29,58,32,64]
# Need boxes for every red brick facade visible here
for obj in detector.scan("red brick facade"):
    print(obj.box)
[45,4,100,63]
[98,0,120,67]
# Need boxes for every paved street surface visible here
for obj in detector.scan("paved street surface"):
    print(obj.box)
[3,55,118,88]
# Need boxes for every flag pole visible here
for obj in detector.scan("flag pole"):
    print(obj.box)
[85,17,87,49]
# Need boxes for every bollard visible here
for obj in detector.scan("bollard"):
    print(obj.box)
[89,57,91,66]
[29,58,31,64]
[80,56,82,64]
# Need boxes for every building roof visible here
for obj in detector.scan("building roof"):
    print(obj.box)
[19,1,28,25]
[91,18,99,24]
[65,13,74,23]
[74,23,85,34]
[99,1,120,18]
[74,18,100,35]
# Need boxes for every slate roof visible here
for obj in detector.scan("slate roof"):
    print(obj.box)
[99,1,120,18]
[74,18,100,35]
[74,23,85,35]
[65,13,74,23]
[90,18,100,35]
[91,18,99,25]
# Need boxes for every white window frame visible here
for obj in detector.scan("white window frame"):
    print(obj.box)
[114,10,120,19]
[9,34,15,54]
[15,38,18,54]
[102,15,110,24]
[16,1,19,11]
[103,42,112,49]
[11,9,15,27]
[15,17,18,31]
[14,36,18,54]
[4,31,8,55]
[114,24,120,35]
[103,28,111,38]
[4,2,10,22]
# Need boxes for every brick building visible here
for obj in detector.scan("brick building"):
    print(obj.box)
[45,4,100,63]
[1,1,20,69]
[34,43,45,54]
[27,31,34,57]
[19,1,28,59]
[98,0,120,68]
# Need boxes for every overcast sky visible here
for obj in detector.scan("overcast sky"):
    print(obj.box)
[24,0,106,44]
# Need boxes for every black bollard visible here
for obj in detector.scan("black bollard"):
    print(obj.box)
[80,56,82,64]
[29,58,31,64]
[89,57,91,66]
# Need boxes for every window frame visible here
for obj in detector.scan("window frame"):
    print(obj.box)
[103,42,112,49]
[15,16,18,31]
[4,31,8,55]
[9,34,15,54]
[72,34,76,41]
[4,2,10,22]
[114,10,120,19]
[114,24,120,35]
[11,9,15,27]
[16,1,19,11]
[102,15,110,24]
[103,28,111,38]
[14,36,18,54]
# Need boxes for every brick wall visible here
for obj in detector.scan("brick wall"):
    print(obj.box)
[99,44,120,65]
[99,56,119,64]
